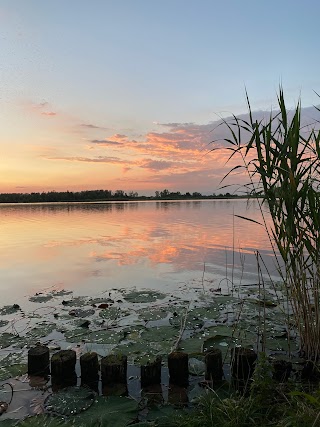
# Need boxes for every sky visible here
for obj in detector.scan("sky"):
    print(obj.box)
[1,0,320,195]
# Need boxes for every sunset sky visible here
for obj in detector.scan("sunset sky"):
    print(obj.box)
[1,0,320,195]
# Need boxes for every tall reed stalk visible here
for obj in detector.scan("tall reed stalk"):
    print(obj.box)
[216,88,320,360]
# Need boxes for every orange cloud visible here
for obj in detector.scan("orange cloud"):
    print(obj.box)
[41,111,57,117]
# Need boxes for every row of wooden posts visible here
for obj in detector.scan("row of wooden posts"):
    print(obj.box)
[28,345,292,390]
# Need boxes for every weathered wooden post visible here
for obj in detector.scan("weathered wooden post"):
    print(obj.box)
[28,345,50,377]
[231,347,257,392]
[168,351,189,387]
[101,354,128,396]
[51,350,77,388]
[273,359,292,381]
[141,356,162,387]
[80,352,99,390]
[301,360,320,382]
[204,348,223,384]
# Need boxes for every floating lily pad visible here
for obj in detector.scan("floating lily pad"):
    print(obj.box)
[63,327,91,343]
[74,396,139,427]
[0,319,9,327]
[178,335,204,353]
[124,290,166,303]
[88,329,124,344]
[15,415,74,426]
[52,289,73,297]
[29,294,53,303]
[0,305,21,315]
[147,404,186,424]
[61,297,88,307]
[115,340,170,363]
[138,307,170,322]
[99,307,127,320]
[188,356,206,376]
[27,323,56,340]
[0,332,20,349]
[45,386,95,416]
[68,308,95,317]
[0,363,27,381]
[140,326,179,343]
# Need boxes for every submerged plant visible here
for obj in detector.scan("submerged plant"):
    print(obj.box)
[216,88,320,361]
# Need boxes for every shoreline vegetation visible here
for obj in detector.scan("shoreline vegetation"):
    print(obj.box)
[0,189,257,204]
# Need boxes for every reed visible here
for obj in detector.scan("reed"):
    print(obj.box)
[216,88,320,361]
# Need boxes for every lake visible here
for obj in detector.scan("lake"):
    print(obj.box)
[0,199,277,306]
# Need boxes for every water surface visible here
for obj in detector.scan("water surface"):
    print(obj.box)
[0,199,277,305]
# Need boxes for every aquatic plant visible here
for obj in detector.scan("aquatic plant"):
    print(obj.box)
[217,88,320,361]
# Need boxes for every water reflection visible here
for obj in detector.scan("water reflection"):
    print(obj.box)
[0,200,277,303]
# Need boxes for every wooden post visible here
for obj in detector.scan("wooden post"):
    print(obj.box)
[205,348,223,383]
[28,345,50,377]
[168,352,189,387]
[80,352,99,389]
[231,347,257,391]
[273,359,292,381]
[101,354,127,385]
[301,360,320,382]
[51,350,77,388]
[141,356,162,387]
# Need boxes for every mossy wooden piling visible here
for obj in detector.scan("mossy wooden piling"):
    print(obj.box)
[141,356,162,387]
[28,345,50,377]
[231,347,257,389]
[273,359,292,381]
[204,348,223,383]
[101,354,127,385]
[168,351,189,387]
[51,349,77,388]
[80,352,99,388]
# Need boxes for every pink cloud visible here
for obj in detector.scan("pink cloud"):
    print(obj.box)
[41,111,57,117]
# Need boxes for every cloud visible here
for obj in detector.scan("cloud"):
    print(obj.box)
[139,159,175,171]
[91,139,123,146]
[45,155,133,165]
[41,111,57,116]
[80,123,106,129]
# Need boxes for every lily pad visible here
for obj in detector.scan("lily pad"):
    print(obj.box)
[99,307,127,320]
[140,326,179,343]
[147,404,186,424]
[0,332,20,349]
[88,329,124,344]
[27,323,56,341]
[0,319,9,327]
[0,305,21,315]
[74,396,139,427]
[0,352,27,382]
[188,356,206,376]
[0,363,27,381]
[61,297,88,307]
[138,308,170,322]
[29,294,53,303]
[68,308,95,317]
[45,386,95,416]
[124,290,166,303]
[16,415,74,426]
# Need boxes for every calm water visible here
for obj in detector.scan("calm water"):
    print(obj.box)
[0,199,277,305]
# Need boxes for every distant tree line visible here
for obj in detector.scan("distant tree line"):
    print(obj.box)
[0,189,248,203]
[0,189,139,203]
[154,189,239,199]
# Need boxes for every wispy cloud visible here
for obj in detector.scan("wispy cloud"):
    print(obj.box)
[91,139,123,146]
[45,155,133,166]
[41,111,57,117]
[80,123,106,130]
